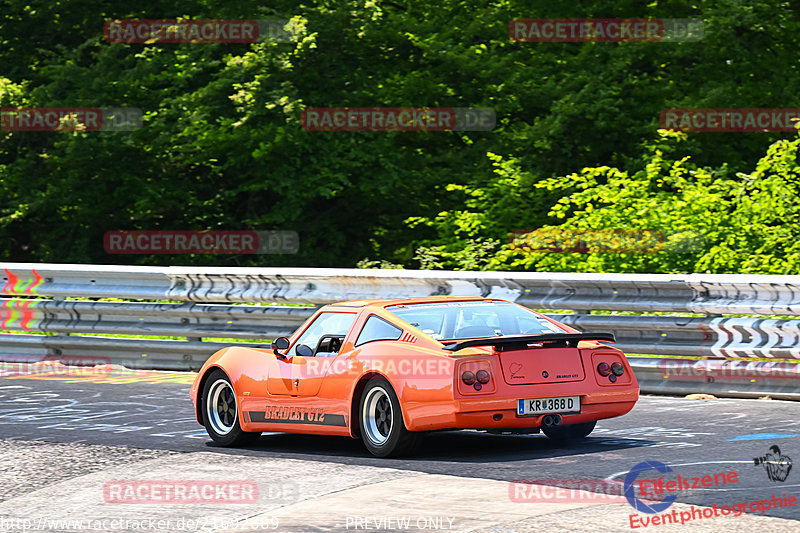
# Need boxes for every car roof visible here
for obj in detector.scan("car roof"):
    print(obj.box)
[327,294,491,309]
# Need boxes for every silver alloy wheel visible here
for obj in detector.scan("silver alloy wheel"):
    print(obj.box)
[206,378,237,436]
[362,386,393,446]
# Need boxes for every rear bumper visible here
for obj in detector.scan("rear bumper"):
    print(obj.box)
[450,400,636,429]
[405,388,638,431]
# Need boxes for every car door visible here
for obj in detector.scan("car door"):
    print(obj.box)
[267,311,357,396]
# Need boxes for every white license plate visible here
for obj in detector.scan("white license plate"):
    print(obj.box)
[517,396,580,416]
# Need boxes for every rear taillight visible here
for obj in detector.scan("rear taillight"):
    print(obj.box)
[597,360,624,382]
[592,352,629,385]
[458,361,494,394]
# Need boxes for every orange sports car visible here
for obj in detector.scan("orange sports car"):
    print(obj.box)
[190,296,639,457]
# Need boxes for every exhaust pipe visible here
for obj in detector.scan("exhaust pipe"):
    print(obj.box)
[541,414,563,427]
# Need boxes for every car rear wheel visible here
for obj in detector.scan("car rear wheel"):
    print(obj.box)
[201,369,261,446]
[359,378,418,457]
[542,420,596,443]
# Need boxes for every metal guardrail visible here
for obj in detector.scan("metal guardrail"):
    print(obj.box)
[630,358,800,401]
[1,264,799,398]
[551,314,800,359]
[0,296,316,371]
[4,263,800,313]
[0,299,315,338]
[0,334,233,371]
[2,301,796,365]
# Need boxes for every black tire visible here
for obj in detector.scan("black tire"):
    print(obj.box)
[201,369,261,446]
[542,420,597,443]
[359,378,418,457]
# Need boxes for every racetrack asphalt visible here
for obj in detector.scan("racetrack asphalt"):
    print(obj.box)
[0,365,798,532]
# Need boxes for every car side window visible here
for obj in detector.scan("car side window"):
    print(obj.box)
[355,315,403,346]
[290,312,357,356]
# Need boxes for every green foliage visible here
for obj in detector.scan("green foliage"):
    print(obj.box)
[698,136,800,273]
[418,130,800,274]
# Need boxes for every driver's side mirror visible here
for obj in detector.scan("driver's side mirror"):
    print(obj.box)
[271,337,290,360]
[295,344,313,357]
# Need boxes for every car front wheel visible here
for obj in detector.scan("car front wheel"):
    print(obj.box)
[359,378,418,457]
[201,369,261,446]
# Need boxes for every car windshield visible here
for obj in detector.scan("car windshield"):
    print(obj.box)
[386,301,566,341]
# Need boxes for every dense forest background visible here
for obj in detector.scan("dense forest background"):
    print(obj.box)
[1,0,799,273]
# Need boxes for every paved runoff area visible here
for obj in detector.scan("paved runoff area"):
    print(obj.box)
[0,364,798,532]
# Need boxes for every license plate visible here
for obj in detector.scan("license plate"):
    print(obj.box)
[517,396,580,416]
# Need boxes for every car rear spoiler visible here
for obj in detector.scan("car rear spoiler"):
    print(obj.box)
[441,332,616,352]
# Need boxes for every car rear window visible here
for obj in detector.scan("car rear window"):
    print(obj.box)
[386,301,564,340]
